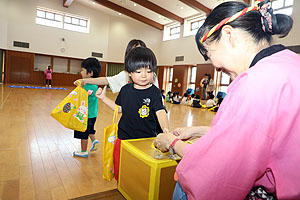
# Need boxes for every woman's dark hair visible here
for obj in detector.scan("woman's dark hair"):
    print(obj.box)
[196,1,293,60]
[125,47,157,73]
[48,66,51,70]
[125,39,147,59]
[81,57,102,78]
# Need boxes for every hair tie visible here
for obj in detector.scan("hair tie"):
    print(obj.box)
[199,0,273,44]
[258,0,276,34]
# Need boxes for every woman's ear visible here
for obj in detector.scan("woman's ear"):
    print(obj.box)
[221,25,236,48]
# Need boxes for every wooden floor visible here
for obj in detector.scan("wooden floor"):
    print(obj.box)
[0,83,215,200]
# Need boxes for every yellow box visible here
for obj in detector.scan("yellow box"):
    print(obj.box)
[118,137,178,200]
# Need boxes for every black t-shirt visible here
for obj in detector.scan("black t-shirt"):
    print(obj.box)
[115,83,165,140]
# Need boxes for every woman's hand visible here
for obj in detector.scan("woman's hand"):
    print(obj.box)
[171,126,209,140]
[153,133,177,152]
[95,86,107,100]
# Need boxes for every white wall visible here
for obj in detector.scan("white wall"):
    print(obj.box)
[0,0,162,63]
[0,0,299,65]
[107,15,162,63]
[159,0,300,66]
[0,0,8,49]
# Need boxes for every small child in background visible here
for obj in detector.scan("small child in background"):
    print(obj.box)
[96,47,169,181]
[166,91,173,103]
[161,89,166,100]
[73,58,101,158]
[188,94,195,106]
[180,93,189,105]
[191,94,202,108]
[44,66,53,88]
[172,92,181,104]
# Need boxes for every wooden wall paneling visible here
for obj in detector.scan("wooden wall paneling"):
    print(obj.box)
[172,65,189,95]
[195,64,215,98]
[157,66,164,90]
[99,61,107,78]
[51,73,81,87]
[5,50,34,84]
[51,57,54,70]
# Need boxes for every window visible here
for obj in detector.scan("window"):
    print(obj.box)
[272,0,293,15]
[163,23,181,41]
[189,66,197,91]
[36,7,89,33]
[183,15,205,37]
[216,72,231,93]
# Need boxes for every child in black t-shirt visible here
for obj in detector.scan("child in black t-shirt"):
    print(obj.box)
[95,47,169,180]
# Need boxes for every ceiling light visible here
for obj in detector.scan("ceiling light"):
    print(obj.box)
[92,2,95,4]
[158,15,162,18]
[133,3,137,6]
[118,13,122,16]
[180,6,184,9]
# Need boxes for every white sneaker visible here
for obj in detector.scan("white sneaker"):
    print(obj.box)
[49,85,52,88]
[73,151,88,158]
[90,140,99,151]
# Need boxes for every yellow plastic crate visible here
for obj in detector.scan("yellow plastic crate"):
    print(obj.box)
[118,137,178,200]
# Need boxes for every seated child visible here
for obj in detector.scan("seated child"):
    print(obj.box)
[191,94,202,108]
[172,92,181,104]
[166,91,172,103]
[96,47,169,181]
[180,93,189,105]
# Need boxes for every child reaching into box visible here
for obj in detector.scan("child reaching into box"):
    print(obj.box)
[96,47,169,180]
[73,57,101,158]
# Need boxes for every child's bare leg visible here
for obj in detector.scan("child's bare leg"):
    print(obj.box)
[89,134,96,141]
[81,139,88,151]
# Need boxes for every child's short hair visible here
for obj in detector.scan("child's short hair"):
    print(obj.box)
[81,57,101,78]
[125,47,157,73]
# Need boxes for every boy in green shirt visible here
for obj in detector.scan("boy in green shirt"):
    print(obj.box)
[73,58,101,157]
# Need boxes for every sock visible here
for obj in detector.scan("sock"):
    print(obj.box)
[81,150,87,152]
[92,139,96,142]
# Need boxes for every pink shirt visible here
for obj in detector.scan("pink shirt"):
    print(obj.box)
[44,69,52,80]
[177,49,300,200]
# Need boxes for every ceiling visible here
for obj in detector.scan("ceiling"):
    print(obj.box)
[72,0,251,30]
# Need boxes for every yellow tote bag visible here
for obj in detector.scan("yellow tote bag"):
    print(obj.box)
[50,82,88,132]
[103,106,119,181]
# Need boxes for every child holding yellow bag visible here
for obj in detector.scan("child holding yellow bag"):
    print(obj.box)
[96,47,169,180]
[73,57,101,158]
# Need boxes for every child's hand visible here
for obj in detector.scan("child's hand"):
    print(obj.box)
[95,86,107,100]
[73,79,84,87]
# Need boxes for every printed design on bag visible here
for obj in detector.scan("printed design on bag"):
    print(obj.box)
[108,135,116,145]
[63,102,74,113]
[74,101,88,123]
[110,166,114,175]
[87,90,93,95]
[69,91,78,98]
[138,105,149,118]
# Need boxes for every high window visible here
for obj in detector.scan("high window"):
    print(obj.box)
[272,0,293,15]
[183,15,205,37]
[36,7,89,33]
[163,23,181,41]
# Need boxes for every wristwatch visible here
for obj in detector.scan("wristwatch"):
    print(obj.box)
[169,138,180,155]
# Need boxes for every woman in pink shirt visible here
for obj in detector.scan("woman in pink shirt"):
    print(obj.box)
[154,0,300,199]
[44,65,52,88]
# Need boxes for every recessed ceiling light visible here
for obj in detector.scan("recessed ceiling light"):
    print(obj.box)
[118,13,122,15]
[180,6,184,9]
[92,1,95,4]
[133,3,137,6]
[158,15,162,18]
